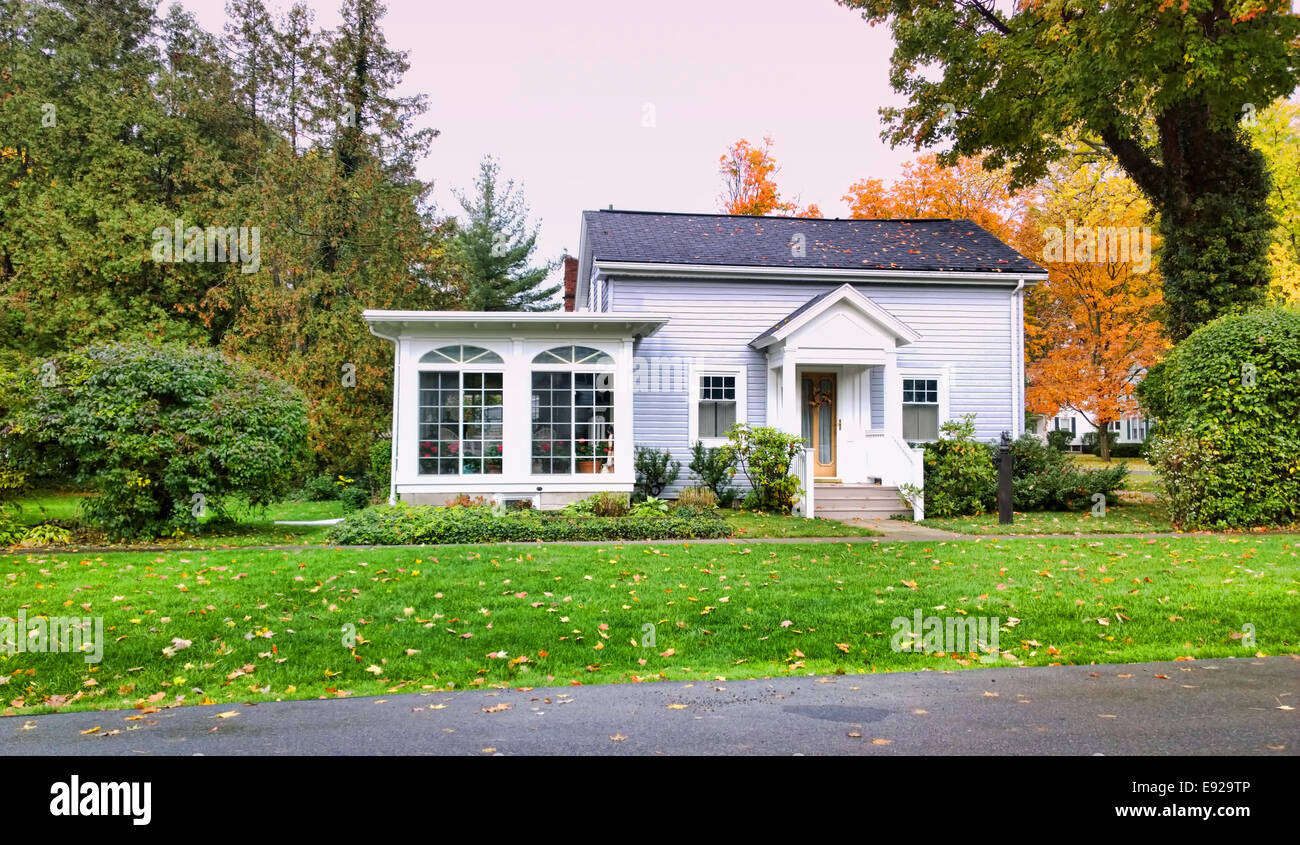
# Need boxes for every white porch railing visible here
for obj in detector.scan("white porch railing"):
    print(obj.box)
[863,430,926,521]
[793,446,815,518]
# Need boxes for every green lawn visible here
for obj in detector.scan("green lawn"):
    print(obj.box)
[1070,453,1154,473]
[3,534,1296,715]
[921,502,1176,535]
[4,490,343,548]
[724,510,880,538]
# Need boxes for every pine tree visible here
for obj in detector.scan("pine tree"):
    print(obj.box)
[454,156,559,311]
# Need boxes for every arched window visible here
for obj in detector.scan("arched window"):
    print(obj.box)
[532,345,612,366]
[416,344,504,476]
[420,345,502,365]
[530,347,615,475]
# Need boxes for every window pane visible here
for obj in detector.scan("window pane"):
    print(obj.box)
[531,369,613,474]
[819,397,832,462]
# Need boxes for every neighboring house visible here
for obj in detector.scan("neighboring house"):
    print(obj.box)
[1027,364,1153,451]
[365,210,1047,520]
[1030,409,1150,451]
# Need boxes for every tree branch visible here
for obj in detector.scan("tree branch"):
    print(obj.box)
[959,0,1012,36]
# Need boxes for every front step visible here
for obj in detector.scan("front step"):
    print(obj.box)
[813,483,910,520]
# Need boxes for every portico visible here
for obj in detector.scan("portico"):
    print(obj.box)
[752,284,926,511]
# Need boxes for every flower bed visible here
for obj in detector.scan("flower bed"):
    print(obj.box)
[325,503,730,545]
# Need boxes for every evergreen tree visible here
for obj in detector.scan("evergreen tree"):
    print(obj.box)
[453,156,559,311]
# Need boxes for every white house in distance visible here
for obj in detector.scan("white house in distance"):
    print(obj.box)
[1029,409,1151,451]
[365,210,1048,520]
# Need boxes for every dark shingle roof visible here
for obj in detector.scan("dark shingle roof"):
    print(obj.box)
[583,210,1044,274]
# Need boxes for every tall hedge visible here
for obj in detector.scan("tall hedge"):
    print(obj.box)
[1138,308,1300,528]
[4,342,309,539]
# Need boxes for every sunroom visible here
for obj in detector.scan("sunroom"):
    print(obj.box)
[364,310,668,508]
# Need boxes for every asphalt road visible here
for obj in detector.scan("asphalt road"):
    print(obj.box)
[4,657,1296,756]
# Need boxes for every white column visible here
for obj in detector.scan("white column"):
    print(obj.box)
[781,352,800,435]
[884,350,902,439]
[503,338,530,480]
[387,337,401,504]
[614,338,635,485]
[765,354,778,427]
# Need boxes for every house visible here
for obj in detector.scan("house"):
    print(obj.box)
[364,210,1047,520]
[1029,409,1151,451]
[1027,365,1153,452]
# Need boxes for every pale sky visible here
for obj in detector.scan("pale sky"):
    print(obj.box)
[177,0,917,275]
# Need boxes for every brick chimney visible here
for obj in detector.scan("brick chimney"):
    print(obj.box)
[562,255,578,312]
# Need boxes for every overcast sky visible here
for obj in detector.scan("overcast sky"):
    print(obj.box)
[177,0,918,273]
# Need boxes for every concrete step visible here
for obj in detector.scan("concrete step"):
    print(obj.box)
[815,508,910,521]
[814,485,901,501]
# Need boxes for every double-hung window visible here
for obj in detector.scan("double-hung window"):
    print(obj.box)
[698,374,738,439]
[902,377,940,441]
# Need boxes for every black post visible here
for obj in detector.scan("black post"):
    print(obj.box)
[998,430,1013,525]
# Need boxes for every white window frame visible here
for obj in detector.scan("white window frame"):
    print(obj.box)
[415,366,507,477]
[688,363,747,447]
[899,370,949,443]
[529,344,619,476]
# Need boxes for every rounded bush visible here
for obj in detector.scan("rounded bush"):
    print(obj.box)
[1138,307,1300,528]
[5,342,309,539]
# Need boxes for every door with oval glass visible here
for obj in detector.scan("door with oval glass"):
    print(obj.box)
[801,372,837,477]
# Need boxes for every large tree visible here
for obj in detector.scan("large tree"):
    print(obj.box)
[1021,158,1169,460]
[838,0,1299,341]
[453,155,559,311]
[1246,99,1300,305]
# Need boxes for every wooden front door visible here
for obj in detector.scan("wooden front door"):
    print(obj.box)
[801,372,837,477]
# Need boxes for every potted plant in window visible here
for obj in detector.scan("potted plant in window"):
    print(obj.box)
[576,439,614,473]
[575,438,596,473]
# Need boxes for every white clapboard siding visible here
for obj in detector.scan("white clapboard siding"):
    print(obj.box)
[614,276,1018,495]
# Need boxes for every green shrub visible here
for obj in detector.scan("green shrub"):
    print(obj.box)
[634,447,680,499]
[302,474,338,501]
[0,511,24,545]
[563,491,630,517]
[1107,442,1145,458]
[3,342,308,539]
[676,486,717,510]
[1046,429,1074,452]
[920,415,997,518]
[629,496,669,517]
[1002,434,1128,511]
[338,485,372,513]
[326,503,730,545]
[19,523,73,547]
[369,437,392,496]
[688,441,738,507]
[1138,307,1300,528]
[720,424,804,513]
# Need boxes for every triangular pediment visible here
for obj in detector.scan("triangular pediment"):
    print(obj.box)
[750,284,921,349]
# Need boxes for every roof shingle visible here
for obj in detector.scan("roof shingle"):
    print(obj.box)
[583,209,1044,274]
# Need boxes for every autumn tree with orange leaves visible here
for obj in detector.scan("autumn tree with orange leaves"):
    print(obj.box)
[718,137,822,217]
[842,154,1025,241]
[1022,159,1169,461]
